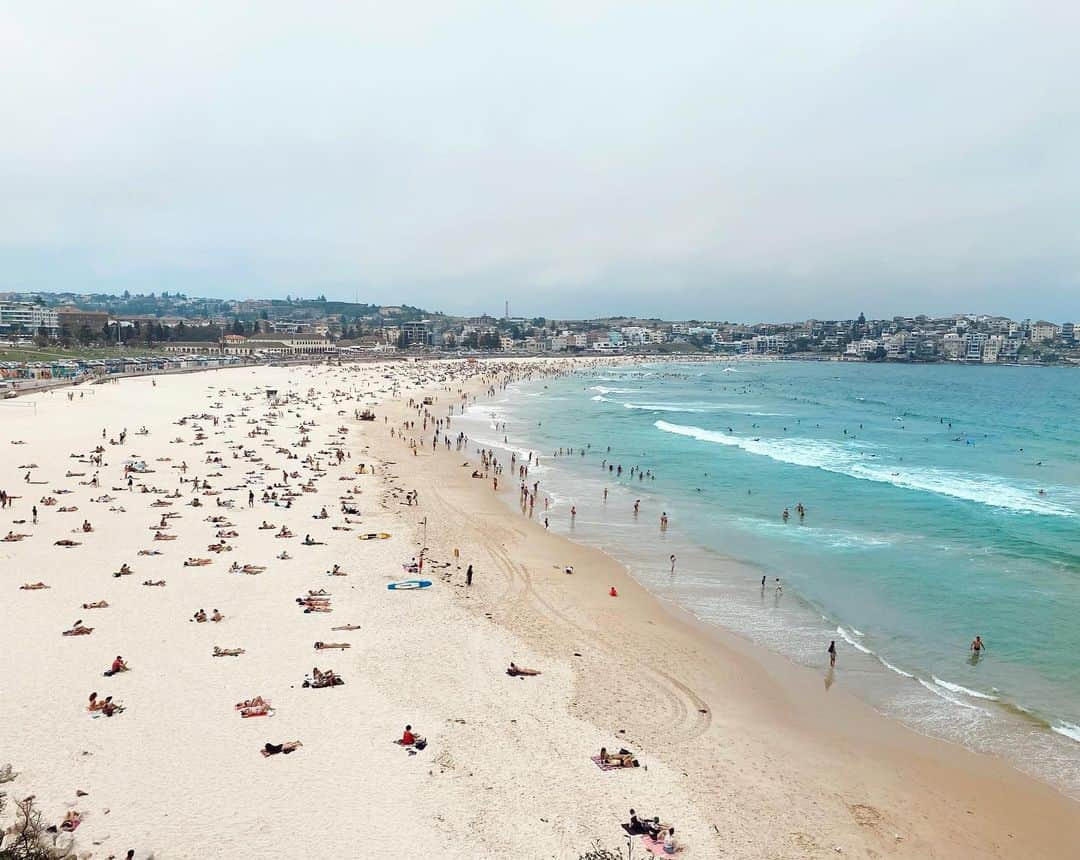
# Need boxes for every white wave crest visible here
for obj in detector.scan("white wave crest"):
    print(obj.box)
[1051,721,1080,742]
[932,676,999,701]
[837,626,873,654]
[652,420,1075,517]
[588,385,640,394]
[918,678,986,711]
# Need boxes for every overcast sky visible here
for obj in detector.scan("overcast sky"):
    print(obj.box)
[1,2,1077,321]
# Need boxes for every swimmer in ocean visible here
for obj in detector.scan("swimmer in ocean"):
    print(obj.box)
[970,635,985,654]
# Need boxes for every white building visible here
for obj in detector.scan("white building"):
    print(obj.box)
[963,332,987,361]
[0,301,59,336]
[942,332,964,359]
[247,333,335,355]
[1030,322,1060,343]
[981,335,1004,364]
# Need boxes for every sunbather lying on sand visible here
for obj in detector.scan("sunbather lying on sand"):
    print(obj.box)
[63,621,93,636]
[308,588,330,596]
[302,535,324,545]
[261,741,301,757]
[20,582,49,590]
[259,521,276,529]
[138,549,163,556]
[185,557,212,566]
[236,696,269,710]
[330,623,361,631]
[59,810,82,832]
[154,532,176,540]
[303,667,343,687]
[314,641,351,650]
[600,747,639,768]
[54,539,81,547]
[507,662,542,677]
[82,600,109,609]
[142,579,166,587]
[2,531,30,542]
[213,646,245,657]
[275,527,293,538]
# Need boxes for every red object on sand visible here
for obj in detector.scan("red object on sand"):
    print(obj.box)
[609,586,618,597]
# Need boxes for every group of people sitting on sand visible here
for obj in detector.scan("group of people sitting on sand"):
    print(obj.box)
[625,810,678,853]
[87,691,123,717]
[192,608,224,623]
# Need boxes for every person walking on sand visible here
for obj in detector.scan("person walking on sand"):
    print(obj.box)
[828,640,837,667]
[32,505,38,524]
[466,564,473,587]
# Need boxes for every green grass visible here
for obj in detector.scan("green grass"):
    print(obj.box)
[0,345,165,363]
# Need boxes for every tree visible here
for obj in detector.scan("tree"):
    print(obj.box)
[0,792,67,859]
[232,318,245,335]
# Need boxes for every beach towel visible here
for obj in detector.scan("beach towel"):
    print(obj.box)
[641,835,678,856]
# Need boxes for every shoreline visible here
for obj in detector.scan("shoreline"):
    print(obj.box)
[373,360,1080,857]
[1,358,1077,859]
[465,370,1080,800]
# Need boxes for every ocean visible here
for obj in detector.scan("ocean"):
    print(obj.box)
[457,359,1080,797]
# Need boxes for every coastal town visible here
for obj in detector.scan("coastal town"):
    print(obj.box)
[1,293,1078,381]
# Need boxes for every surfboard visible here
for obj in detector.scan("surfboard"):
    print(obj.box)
[387,580,432,590]
[358,532,392,540]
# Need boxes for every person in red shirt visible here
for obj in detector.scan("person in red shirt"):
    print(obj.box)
[110,655,128,674]
[402,725,416,745]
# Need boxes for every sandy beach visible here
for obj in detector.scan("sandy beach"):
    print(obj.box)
[2,359,1078,859]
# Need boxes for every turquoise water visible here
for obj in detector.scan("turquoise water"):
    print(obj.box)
[460,360,1080,795]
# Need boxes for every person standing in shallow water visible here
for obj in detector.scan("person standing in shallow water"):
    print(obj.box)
[828,640,837,667]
